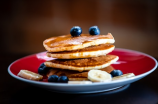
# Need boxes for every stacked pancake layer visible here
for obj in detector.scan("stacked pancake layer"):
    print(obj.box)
[43,33,119,81]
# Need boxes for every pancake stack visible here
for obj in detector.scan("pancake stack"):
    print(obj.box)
[43,33,119,81]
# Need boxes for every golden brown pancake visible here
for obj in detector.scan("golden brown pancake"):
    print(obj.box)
[43,33,114,52]
[43,32,119,81]
[47,44,115,59]
[47,66,114,81]
[44,55,118,72]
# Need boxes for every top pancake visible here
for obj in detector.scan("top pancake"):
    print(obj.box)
[43,33,114,52]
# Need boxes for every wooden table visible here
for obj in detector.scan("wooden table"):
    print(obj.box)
[1,54,158,104]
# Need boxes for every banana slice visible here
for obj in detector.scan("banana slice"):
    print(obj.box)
[18,70,43,81]
[88,70,112,82]
[68,81,92,84]
[112,73,135,81]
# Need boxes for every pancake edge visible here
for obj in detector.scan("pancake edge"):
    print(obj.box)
[44,56,119,72]
[46,45,115,59]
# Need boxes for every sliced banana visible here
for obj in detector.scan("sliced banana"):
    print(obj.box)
[68,81,92,84]
[112,73,135,81]
[18,70,43,81]
[88,70,112,82]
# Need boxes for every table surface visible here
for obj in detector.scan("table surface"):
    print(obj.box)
[1,54,158,104]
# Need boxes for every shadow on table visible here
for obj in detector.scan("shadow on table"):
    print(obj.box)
[10,82,158,104]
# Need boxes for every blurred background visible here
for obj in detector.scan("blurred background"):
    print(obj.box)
[1,0,158,57]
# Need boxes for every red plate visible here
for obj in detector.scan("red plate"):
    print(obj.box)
[8,48,158,93]
[9,48,157,77]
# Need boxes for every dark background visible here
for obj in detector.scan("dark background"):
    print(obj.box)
[0,1,158,104]
[0,0,158,57]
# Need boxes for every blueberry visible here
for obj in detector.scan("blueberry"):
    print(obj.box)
[110,69,123,77]
[39,63,45,68]
[70,26,82,37]
[89,26,100,35]
[58,76,69,83]
[38,63,51,75]
[48,75,59,82]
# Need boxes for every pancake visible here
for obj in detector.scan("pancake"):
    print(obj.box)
[47,44,115,59]
[47,66,114,81]
[44,55,118,72]
[43,33,114,52]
